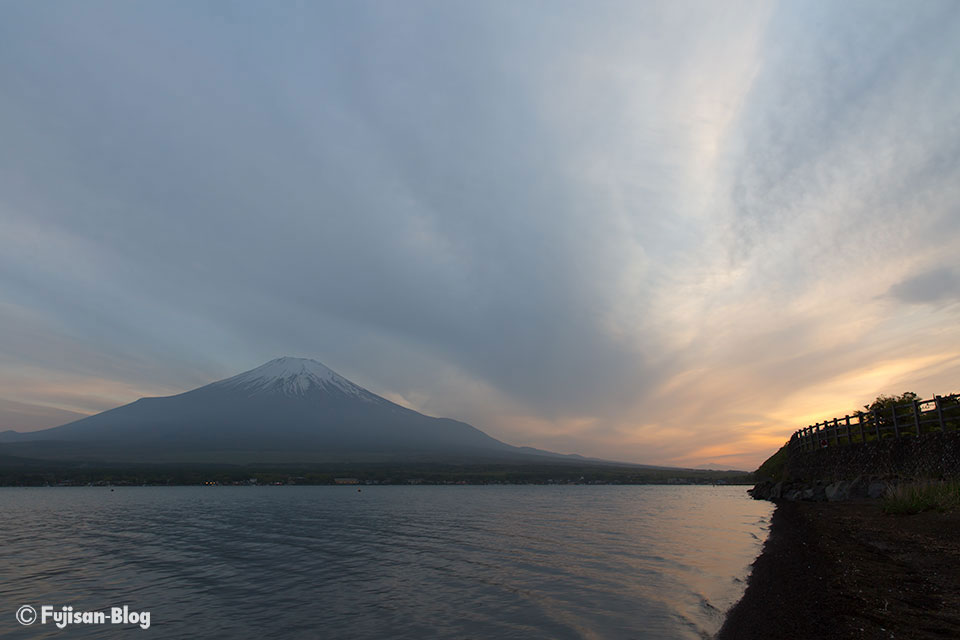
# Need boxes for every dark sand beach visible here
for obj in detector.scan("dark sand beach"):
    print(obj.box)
[718,501,960,640]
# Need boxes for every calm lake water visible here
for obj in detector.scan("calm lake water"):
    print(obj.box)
[0,485,771,639]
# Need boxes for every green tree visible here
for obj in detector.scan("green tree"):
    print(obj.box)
[864,391,919,414]
[857,392,921,436]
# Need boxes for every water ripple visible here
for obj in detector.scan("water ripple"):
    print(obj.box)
[0,486,770,640]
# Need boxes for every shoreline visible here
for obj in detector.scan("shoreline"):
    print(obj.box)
[718,500,960,639]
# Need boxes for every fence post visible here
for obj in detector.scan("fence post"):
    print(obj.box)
[935,396,945,431]
[891,405,900,438]
[845,415,851,444]
[857,413,865,443]
[873,409,881,440]
[912,400,923,437]
[831,418,839,445]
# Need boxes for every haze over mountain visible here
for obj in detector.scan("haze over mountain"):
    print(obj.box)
[0,358,595,465]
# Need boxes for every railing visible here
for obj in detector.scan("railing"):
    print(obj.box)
[790,394,960,452]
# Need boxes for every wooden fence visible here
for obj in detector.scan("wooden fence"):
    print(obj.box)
[790,394,960,452]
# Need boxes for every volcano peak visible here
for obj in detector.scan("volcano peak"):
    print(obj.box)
[203,357,368,399]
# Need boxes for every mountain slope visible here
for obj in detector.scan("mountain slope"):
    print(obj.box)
[2,357,575,464]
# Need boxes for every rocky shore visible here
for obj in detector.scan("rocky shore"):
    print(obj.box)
[749,475,894,502]
[717,500,960,639]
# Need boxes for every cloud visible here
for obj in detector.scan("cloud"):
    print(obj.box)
[888,268,960,305]
[1,1,959,469]
[0,398,86,432]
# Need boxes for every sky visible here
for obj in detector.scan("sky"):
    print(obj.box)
[1,1,959,470]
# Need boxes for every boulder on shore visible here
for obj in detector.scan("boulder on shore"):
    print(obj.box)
[749,475,896,503]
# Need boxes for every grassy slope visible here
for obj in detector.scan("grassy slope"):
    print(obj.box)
[753,445,787,482]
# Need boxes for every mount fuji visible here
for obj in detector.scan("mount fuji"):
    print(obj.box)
[1,357,582,464]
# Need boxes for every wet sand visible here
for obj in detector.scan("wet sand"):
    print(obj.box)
[718,501,960,639]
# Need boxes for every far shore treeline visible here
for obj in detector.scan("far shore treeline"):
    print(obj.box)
[0,462,752,487]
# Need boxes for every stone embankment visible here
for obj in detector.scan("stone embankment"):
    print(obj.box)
[783,430,960,481]
[751,429,960,502]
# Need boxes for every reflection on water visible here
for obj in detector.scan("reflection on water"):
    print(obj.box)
[0,486,770,639]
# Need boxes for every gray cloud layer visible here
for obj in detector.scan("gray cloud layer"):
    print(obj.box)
[889,268,959,305]
[2,1,959,467]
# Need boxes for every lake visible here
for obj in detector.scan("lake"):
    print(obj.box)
[0,485,771,639]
